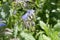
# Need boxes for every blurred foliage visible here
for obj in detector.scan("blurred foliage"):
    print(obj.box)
[0,0,60,40]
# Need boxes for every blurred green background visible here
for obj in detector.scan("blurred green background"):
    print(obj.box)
[0,0,60,40]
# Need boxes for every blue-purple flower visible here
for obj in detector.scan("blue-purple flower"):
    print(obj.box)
[22,13,28,21]
[22,9,35,28]
[27,9,35,15]
[0,23,6,27]
[22,9,35,21]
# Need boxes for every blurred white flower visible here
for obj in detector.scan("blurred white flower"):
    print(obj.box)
[51,10,56,12]
[37,17,41,20]
[51,2,55,5]
[57,8,60,12]
[46,9,50,13]
[46,13,49,18]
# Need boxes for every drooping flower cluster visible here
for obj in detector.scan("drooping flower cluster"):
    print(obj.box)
[15,0,31,7]
[15,0,30,3]
[22,9,35,28]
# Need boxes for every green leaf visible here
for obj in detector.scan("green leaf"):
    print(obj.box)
[1,10,6,18]
[42,34,51,40]
[20,31,35,40]
[35,0,40,7]
[13,23,18,38]
[39,21,47,29]
[39,34,51,40]
[39,21,52,38]
[54,23,60,32]
[38,33,43,40]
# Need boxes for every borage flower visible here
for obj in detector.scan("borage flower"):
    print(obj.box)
[27,9,35,16]
[0,23,6,27]
[22,9,35,21]
[22,9,35,28]
[22,13,28,21]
